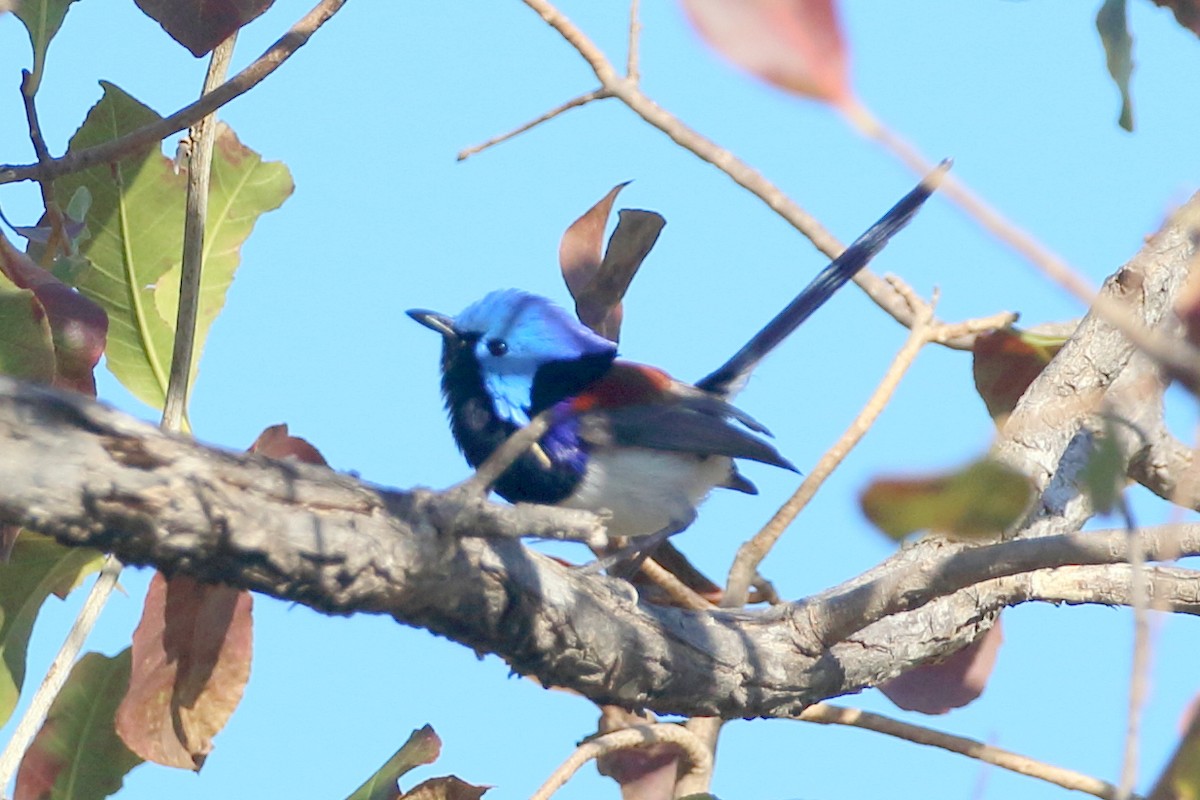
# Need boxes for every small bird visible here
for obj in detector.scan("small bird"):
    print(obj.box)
[409,168,944,552]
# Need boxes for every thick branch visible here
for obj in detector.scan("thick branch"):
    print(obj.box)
[995,193,1200,532]
[0,378,1194,719]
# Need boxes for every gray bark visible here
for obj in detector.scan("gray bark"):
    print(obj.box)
[0,195,1197,720]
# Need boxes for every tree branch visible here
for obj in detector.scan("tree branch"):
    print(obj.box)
[0,377,1195,720]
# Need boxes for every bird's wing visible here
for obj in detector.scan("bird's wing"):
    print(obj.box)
[577,399,797,471]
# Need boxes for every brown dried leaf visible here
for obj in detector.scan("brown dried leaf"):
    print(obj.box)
[878,620,1003,714]
[401,776,489,800]
[560,183,628,298]
[1151,0,1200,37]
[115,572,253,770]
[133,0,275,56]
[577,210,665,341]
[681,0,852,106]
[249,423,328,465]
[559,184,664,342]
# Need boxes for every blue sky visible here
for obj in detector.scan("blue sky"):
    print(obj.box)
[3,1,1200,798]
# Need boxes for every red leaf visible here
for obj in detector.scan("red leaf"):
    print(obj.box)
[681,0,852,106]
[115,573,253,770]
[1151,0,1200,38]
[972,327,1066,422]
[0,233,107,396]
[401,776,489,800]
[248,423,328,465]
[559,184,664,342]
[133,0,275,57]
[878,620,1003,714]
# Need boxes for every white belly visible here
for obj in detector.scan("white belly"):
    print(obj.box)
[560,448,732,538]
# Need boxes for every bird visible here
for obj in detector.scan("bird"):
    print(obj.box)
[408,166,945,554]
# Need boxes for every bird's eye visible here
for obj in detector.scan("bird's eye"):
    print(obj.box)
[486,338,509,357]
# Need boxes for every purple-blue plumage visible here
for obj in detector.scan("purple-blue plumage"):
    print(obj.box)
[453,290,616,426]
[407,166,945,541]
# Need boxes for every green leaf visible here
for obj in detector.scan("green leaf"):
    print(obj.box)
[1082,417,1127,515]
[13,650,143,800]
[1097,0,1135,132]
[0,533,103,728]
[56,84,291,411]
[1149,700,1200,799]
[0,272,56,383]
[346,726,442,800]
[54,81,184,410]
[12,0,81,95]
[153,123,294,379]
[860,457,1034,541]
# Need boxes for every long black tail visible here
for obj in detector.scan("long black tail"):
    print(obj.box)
[696,160,950,397]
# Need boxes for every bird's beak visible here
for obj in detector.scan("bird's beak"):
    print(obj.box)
[406,309,457,338]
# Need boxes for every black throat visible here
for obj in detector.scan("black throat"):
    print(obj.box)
[437,334,614,504]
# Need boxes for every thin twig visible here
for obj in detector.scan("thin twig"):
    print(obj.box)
[799,703,1138,800]
[637,557,714,610]
[529,724,712,800]
[0,556,122,795]
[626,0,641,83]
[723,288,938,606]
[456,89,609,162]
[455,411,551,496]
[860,110,1200,387]
[1117,497,1150,800]
[518,0,1017,351]
[18,70,70,265]
[19,71,53,206]
[0,0,348,187]
[677,716,722,797]
[161,35,236,432]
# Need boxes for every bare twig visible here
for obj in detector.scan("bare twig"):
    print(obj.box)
[799,703,1138,800]
[637,557,714,610]
[161,35,236,433]
[626,0,641,83]
[865,118,1200,386]
[454,411,552,497]
[1117,498,1151,800]
[723,289,937,606]
[678,716,722,797]
[529,724,712,800]
[456,89,609,162]
[18,70,70,264]
[517,0,1017,350]
[0,0,348,187]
